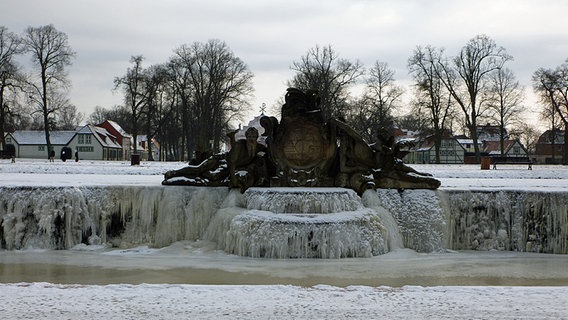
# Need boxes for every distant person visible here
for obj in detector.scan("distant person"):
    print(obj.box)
[11,155,15,163]
[75,150,79,162]
[49,150,55,162]
[61,149,66,162]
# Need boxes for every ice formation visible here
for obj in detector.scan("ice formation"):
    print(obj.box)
[0,186,228,250]
[206,188,388,258]
[446,190,568,253]
[1,185,567,257]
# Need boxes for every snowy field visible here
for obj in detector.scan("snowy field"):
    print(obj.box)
[1,158,568,190]
[1,158,568,319]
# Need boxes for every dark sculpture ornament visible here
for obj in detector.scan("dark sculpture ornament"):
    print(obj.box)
[163,88,440,194]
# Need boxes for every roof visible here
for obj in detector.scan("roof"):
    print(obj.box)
[7,126,122,149]
[106,120,130,137]
[456,139,474,145]
[537,130,565,144]
[482,140,525,155]
[9,130,76,145]
[79,125,122,149]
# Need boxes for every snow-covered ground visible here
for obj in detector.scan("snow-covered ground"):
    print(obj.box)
[1,158,568,319]
[2,158,568,190]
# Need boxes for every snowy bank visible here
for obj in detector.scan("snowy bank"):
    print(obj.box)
[1,283,567,319]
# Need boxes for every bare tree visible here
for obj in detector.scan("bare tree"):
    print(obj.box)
[348,61,404,142]
[23,24,75,158]
[170,39,253,160]
[165,58,191,161]
[533,59,568,164]
[114,55,147,154]
[88,106,108,124]
[56,103,84,130]
[141,63,172,161]
[436,34,512,162]
[487,67,525,156]
[509,122,540,156]
[289,45,364,120]
[0,26,24,149]
[408,45,455,163]
[88,105,132,132]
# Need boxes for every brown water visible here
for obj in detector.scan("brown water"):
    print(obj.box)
[2,263,567,287]
[2,247,568,287]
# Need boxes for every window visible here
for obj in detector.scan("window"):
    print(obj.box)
[38,146,45,151]
[513,146,520,154]
[77,146,94,152]
[78,134,92,144]
[6,138,11,143]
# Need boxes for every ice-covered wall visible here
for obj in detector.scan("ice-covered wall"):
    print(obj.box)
[0,186,228,250]
[1,185,567,256]
[365,189,446,253]
[445,190,568,254]
[244,187,364,213]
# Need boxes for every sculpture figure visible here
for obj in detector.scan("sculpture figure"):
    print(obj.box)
[163,88,440,193]
[163,127,271,191]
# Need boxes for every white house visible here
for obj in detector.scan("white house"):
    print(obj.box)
[4,130,76,159]
[5,125,122,160]
[68,125,122,160]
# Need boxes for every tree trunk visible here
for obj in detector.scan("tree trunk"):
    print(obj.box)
[562,122,568,165]
[0,86,5,150]
[433,128,441,164]
[42,84,52,159]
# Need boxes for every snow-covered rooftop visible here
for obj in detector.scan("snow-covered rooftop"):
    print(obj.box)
[9,130,76,145]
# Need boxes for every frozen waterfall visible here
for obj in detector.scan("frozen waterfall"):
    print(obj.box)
[205,188,389,258]
[1,185,567,257]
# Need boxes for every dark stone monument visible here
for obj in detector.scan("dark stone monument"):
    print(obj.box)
[163,88,440,194]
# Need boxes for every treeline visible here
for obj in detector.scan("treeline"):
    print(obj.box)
[106,41,253,161]
[1,24,567,163]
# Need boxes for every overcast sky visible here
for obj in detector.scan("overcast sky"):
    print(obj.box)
[1,0,567,125]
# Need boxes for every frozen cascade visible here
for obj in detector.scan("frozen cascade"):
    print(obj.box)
[2,185,568,256]
[368,189,447,253]
[205,188,388,258]
[0,187,88,250]
[244,187,364,213]
[445,190,568,254]
[361,190,404,250]
[0,186,228,250]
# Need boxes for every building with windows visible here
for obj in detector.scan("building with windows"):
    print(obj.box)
[482,139,530,162]
[405,135,466,164]
[534,129,565,164]
[4,130,76,160]
[96,120,132,160]
[69,125,122,160]
[4,124,122,160]
[476,124,504,142]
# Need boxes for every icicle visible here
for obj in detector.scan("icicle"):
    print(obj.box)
[361,190,404,250]
[367,189,446,253]
[2,185,567,256]
[244,187,363,213]
[0,186,228,250]
[445,191,568,254]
